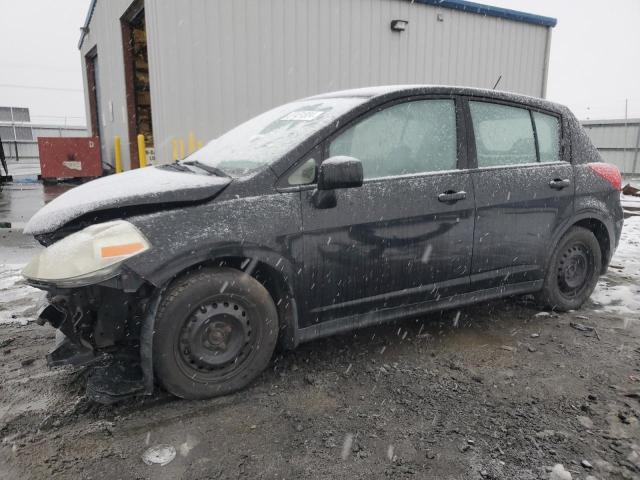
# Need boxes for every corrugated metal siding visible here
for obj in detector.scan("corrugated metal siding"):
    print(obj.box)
[597,151,639,175]
[79,0,136,169]
[582,120,640,174]
[83,0,551,166]
[583,123,640,150]
[32,126,88,139]
[146,0,550,163]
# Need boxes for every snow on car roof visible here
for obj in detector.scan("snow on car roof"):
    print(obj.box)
[306,85,567,112]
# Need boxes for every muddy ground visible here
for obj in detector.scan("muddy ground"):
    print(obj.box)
[1,220,640,480]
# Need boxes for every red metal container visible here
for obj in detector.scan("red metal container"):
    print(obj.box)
[38,137,102,180]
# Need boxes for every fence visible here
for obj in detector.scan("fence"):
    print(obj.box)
[581,119,640,176]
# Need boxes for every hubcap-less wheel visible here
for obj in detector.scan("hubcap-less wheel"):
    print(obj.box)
[174,295,259,382]
[176,297,257,380]
[153,268,279,400]
[536,226,602,312]
[556,242,593,299]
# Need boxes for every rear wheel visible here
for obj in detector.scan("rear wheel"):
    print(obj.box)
[537,226,602,311]
[153,267,278,399]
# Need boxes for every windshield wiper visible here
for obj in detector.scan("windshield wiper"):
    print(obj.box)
[159,162,191,172]
[185,160,231,178]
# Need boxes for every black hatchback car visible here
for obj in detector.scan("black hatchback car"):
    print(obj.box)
[23,86,623,403]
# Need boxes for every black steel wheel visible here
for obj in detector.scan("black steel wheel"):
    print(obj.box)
[153,267,278,399]
[537,226,602,311]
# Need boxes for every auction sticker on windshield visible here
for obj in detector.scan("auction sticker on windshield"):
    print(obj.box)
[280,110,325,121]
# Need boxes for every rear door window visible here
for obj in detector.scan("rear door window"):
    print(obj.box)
[329,99,457,179]
[469,102,537,167]
[533,111,561,163]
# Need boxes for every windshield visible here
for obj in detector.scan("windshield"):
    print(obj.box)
[186,97,365,176]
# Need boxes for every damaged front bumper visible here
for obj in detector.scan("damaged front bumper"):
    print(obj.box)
[30,273,157,404]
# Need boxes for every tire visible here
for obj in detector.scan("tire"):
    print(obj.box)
[153,267,278,400]
[536,226,602,311]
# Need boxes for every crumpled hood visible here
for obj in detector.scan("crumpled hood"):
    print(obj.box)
[24,166,231,235]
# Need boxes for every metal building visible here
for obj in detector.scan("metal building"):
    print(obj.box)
[78,0,557,170]
[582,119,640,176]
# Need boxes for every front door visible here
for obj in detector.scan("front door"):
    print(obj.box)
[297,97,475,327]
[465,99,574,290]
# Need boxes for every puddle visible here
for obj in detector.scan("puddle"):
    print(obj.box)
[0,182,75,227]
[591,282,640,317]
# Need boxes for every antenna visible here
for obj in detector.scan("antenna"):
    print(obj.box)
[492,75,502,90]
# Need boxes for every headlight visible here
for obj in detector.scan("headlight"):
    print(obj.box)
[22,220,151,286]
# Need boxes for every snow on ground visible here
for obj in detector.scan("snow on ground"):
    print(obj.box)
[621,193,640,210]
[591,215,640,316]
[5,162,41,178]
[0,263,44,325]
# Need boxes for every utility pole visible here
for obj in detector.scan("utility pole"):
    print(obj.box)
[623,98,629,171]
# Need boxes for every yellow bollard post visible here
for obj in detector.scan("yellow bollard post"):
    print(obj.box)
[179,139,185,160]
[137,134,147,168]
[172,139,178,161]
[188,132,196,154]
[114,136,123,173]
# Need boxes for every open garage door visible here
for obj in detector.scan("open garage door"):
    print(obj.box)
[121,1,153,168]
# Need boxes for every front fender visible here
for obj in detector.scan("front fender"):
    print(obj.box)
[139,286,164,395]
[126,240,299,288]
[136,242,301,394]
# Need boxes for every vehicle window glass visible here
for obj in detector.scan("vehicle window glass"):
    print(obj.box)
[469,102,536,167]
[288,157,317,185]
[533,111,561,162]
[189,97,365,176]
[329,100,457,179]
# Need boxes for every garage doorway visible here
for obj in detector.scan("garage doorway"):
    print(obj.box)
[121,1,153,169]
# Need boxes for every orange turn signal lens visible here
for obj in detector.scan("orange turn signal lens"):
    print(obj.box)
[100,242,146,258]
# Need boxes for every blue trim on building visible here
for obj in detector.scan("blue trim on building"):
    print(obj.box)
[413,0,557,27]
[78,0,556,50]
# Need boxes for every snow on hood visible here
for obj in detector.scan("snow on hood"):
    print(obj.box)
[24,166,231,235]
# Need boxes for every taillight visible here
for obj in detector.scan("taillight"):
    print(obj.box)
[588,162,622,190]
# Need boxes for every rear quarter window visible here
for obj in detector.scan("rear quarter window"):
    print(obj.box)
[533,111,561,163]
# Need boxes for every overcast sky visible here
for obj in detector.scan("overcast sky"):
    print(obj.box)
[0,0,638,125]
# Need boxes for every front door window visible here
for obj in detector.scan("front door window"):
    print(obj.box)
[329,99,458,179]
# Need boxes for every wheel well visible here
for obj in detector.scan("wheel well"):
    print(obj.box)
[171,257,298,349]
[573,218,611,273]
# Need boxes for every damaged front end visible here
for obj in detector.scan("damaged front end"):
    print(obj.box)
[22,220,158,404]
[32,277,155,404]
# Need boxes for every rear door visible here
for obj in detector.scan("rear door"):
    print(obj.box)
[465,99,573,290]
[294,97,475,327]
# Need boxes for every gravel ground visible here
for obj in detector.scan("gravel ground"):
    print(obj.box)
[1,218,639,480]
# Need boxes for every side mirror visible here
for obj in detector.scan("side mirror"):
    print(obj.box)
[317,156,363,191]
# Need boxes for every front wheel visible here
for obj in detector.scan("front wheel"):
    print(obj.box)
[536,226,602,311]
[153,267,279,400]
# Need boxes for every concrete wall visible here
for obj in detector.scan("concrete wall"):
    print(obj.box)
[81,0,553,167]
[582,119,640,175]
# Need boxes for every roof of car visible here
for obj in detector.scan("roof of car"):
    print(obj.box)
[306,85,567,113]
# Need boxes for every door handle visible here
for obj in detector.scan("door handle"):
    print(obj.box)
[549,178,570,189]
[438,190,467,203]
